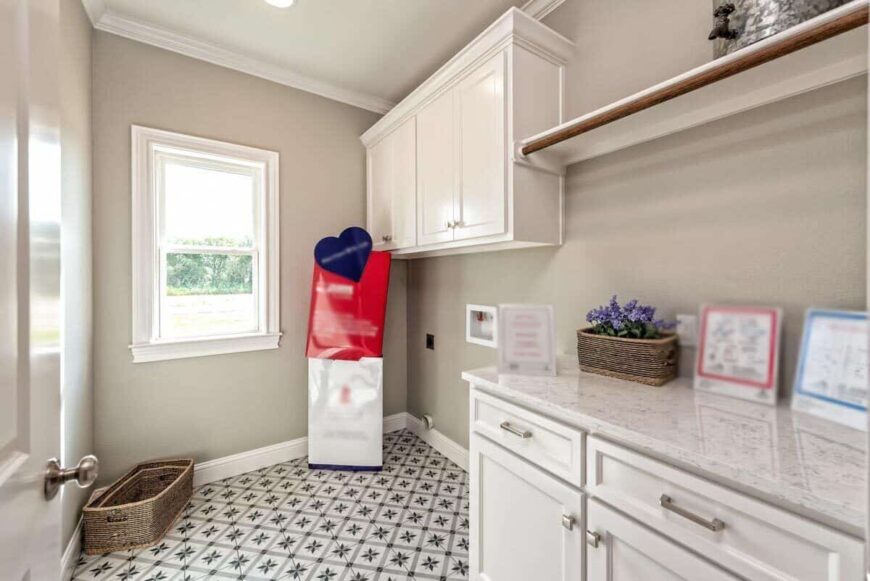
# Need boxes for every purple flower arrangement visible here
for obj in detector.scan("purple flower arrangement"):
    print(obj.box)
[586,295,675,340]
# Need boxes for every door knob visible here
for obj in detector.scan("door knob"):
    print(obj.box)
[44,455,99,500]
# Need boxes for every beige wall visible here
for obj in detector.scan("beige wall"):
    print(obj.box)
[406,0,868,449]
[92,32,405,482]
[60,0,93,548]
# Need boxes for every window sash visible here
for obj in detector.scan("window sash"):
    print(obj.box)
[152,149,267,342]
[158,248,261,340]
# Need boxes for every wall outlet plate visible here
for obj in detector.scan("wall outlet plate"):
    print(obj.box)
[676,314,698,347]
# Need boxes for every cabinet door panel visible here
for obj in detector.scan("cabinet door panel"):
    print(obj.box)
[416,89,456,245]
[587,500,738,581]
[366,137,392,250]
[390,117,416,249]
[455,52,506,241]
[470,434,583,581]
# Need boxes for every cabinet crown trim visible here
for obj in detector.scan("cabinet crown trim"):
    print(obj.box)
[360,7,573,147]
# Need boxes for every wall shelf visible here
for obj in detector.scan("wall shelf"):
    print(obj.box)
[518,0,868,168]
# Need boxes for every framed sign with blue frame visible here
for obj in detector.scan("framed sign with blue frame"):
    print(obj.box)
[791,309,868,431]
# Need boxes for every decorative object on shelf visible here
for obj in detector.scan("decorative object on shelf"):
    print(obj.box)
[791,309,868,431]
[577,296,678,386]
[711,0,852,57]
[467,304,498,348]
[82,459,193,555]
[694,305,782,405]
[709,3,741,41]
[498,304,556,376]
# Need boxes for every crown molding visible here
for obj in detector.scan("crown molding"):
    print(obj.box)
[80,0,107,25]
[81,3,394,114]
[521,0,566,20]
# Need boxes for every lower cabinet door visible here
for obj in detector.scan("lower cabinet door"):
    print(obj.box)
[586,499,739,581]
[470,433,583,581]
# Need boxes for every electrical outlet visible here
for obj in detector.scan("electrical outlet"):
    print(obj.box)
[676,314,698,347]
[426,333,435,350]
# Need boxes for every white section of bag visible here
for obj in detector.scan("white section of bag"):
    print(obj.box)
[308,357,384,468]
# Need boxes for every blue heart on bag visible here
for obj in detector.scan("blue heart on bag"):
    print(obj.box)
[314,227,373,282]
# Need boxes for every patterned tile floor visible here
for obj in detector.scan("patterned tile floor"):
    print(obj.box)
[72,430,469,581]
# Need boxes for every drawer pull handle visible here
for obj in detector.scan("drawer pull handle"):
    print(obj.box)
[561,514,575,530]
[499,421,531,439]
[659,494,725,532]
[586,530,601,548]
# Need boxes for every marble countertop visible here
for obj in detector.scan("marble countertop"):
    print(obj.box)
[462,358,867,536]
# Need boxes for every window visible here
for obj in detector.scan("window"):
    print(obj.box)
[131,126,280,362]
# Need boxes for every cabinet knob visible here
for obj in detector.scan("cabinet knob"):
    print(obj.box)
[561,514,575,530]
[382,234,393,242]
[586,530,601,548]
[446,220,455,229]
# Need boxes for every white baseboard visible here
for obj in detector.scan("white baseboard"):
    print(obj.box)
[383,411,409,434]
[193,436,309,487]
[405,414,469,471]
[62,519,82,581]
[193,412,410,486]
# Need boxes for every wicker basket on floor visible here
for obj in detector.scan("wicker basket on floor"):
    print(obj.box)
[82,459,193,555]
[577,328,679,386]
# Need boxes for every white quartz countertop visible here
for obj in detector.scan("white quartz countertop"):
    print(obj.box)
[462,358,867,536]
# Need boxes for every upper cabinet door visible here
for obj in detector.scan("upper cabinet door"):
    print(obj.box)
[454,52,506,241]
[416,89,457,246]
[390,117,417,249]
[366,136,393,250]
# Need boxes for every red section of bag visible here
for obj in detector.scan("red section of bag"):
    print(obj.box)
[305,250,391,360]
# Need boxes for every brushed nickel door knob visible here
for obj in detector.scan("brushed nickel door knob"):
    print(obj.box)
[44,454,99,500]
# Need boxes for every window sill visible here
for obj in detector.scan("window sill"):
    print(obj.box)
[130,332,282,363]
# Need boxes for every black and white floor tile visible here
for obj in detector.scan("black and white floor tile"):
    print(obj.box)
[72,429,469,581]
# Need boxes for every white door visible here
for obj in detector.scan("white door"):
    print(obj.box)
[416,89,457,246]
[470,434,583,581]
[454,52,506,242]
[389,117,417,249]
[0,0,63,579]
[586,500,739,581]
[366,135,393,249]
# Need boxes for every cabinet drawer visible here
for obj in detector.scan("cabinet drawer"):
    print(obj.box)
[587,437,863,581]
[470,389,583,483]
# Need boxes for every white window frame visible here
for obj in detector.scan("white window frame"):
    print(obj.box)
[130,125,280,363]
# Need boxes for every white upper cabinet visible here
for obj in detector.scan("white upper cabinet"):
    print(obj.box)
[361,8,573,258]
[366,116,416,250]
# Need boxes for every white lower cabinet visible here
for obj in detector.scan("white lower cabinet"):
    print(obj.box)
[468,386,865,581]
[586,499,739,581]
[470,433,584,581]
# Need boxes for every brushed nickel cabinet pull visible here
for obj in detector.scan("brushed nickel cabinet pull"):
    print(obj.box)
[586,530,601,548]
[659,494,725,532]
[499,421,531,439]
[561,514,575,530]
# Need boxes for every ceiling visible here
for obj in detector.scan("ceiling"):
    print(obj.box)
[81,0,558,113]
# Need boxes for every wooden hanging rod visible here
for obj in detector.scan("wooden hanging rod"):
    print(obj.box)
[521,2,869,157]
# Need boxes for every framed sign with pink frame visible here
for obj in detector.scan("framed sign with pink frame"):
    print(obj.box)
[694,305,782,405]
